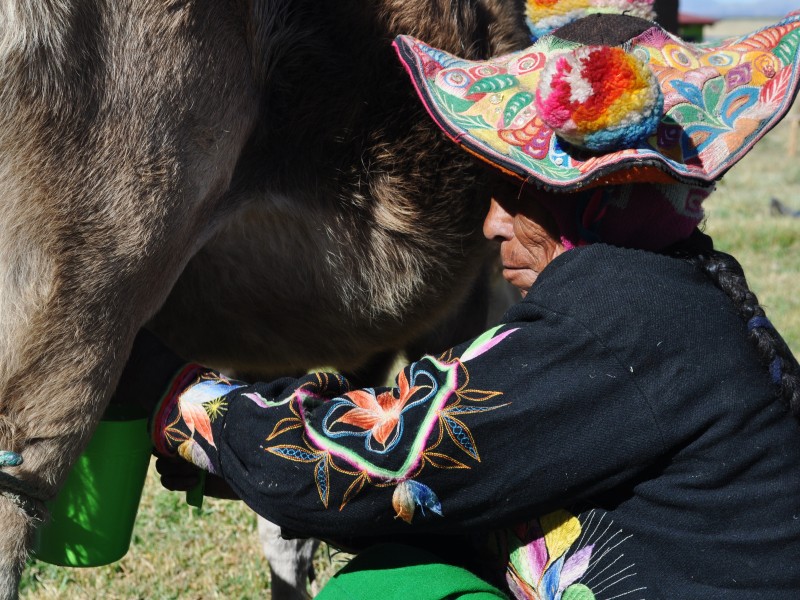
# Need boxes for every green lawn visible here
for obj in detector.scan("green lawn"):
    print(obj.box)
[21,466,272,599]
[702,103,800,355]
[19,106,800,600]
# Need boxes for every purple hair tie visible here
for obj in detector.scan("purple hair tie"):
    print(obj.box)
[770,357,784,385]
[747,316,773,332]
[747,317,783,384]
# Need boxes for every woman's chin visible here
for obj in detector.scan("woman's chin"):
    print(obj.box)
[503,269,535,296]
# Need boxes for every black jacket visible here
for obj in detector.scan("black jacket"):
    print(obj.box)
[154,244,800,599]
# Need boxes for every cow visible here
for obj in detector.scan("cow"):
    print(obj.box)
[0,1,527,597]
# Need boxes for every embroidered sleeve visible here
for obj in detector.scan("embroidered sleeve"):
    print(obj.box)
[153,316,664,541]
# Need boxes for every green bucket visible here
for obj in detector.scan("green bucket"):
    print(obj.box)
[33,403,152,567]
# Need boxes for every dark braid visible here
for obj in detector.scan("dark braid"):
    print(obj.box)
[668,230,800,417]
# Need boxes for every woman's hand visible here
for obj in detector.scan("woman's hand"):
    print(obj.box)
[155,456,241,500]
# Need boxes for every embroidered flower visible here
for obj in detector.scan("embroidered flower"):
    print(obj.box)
[324,370,424,452]
[507,510,593,600]
[268,327,517,511]
[163,372,243,465]
[494,509,644,600]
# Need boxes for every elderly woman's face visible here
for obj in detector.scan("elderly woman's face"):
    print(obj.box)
[483,186,565,297]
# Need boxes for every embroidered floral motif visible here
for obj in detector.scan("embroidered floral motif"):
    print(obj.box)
[163,372,244,474]
[492,509,645,600]
[323,368,428,453]
[265,326,517,512]
[394,13,800,190]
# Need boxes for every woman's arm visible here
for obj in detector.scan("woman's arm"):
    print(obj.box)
[142,305,665,542]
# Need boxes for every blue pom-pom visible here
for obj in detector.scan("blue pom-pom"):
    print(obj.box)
[0,451,23,468]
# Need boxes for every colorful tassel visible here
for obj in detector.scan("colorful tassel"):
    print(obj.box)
[526,0,656,40]
[392,479,443,524]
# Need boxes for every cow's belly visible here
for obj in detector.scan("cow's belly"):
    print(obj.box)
[149,191,491,376]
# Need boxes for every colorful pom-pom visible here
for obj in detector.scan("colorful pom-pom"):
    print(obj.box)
[526,0,656,40]
[535,45,663,152]
[0,451,23,467]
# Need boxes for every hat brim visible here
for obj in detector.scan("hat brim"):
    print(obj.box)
[394,12,800,192]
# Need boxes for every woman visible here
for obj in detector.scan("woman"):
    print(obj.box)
[115,10,800,599]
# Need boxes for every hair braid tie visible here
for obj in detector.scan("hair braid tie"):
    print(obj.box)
[668,230,800,418]
[770,357,784,385]
[748,316,774,332]
[747,317,784,384]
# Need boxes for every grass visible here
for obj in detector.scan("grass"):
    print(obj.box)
[20,99,800,600]
[21,463,272,599]
[21,461,350,599]
[702,100,800,354]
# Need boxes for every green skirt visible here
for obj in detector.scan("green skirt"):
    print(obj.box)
[316,543,508,600]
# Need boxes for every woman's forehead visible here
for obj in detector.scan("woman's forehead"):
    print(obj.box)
[490,177,576,208]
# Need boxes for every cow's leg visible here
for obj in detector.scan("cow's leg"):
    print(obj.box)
[258,518,319,600]
[0,3,261,596]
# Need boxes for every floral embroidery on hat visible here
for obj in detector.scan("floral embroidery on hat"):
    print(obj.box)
[394,12,800,191]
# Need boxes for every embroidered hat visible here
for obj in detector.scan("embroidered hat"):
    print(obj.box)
[393,12,800,193]
[525,0,656,41]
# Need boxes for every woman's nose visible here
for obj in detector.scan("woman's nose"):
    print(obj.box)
[483,197,515,241]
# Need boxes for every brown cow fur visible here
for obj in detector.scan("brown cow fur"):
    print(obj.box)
[0,1,527,596]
